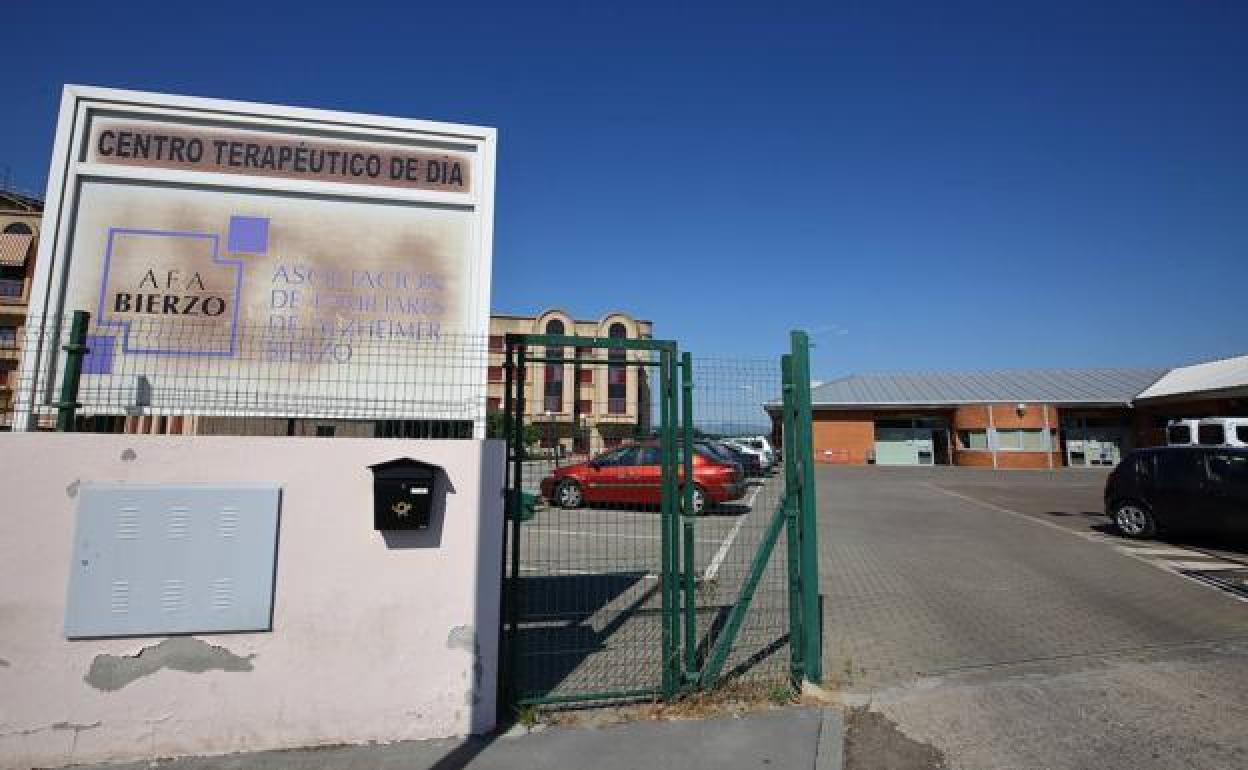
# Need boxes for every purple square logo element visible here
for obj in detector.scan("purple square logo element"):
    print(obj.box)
[81,335,116,375]
[228,216,269,254]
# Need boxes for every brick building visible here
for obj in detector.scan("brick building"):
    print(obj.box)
[773,358,1248,469]
[1132,355,1248,445]
[0,190,43,429]
[487,310,653,455]
[774,368,1169,469]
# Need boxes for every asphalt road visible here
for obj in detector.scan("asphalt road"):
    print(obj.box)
[819,465,1248,770]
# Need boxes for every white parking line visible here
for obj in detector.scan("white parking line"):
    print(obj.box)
[1115,547,1206,558]
[924,482,1248,602]
[701,482,765,582]
[1163,561,1247,572]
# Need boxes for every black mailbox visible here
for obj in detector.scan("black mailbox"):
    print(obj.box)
[369,458,441,530]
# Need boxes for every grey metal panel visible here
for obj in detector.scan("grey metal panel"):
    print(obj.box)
[65,484,281,638]
[808,367,1171,407]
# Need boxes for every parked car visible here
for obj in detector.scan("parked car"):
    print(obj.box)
[690,440,745,476]
[741,436,777,469]
[1104,446,1248,539]
[707,440,762,477]
[1165,419,1200,446]
[722,439,774,474]
[1166,417,1248,448]
[540,442,746,514]
[1196,417,1248,448]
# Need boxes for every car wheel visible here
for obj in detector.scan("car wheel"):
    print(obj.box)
[555,480,583,509]
[1113,501,1156,539]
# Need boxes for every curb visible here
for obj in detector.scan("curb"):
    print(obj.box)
[815,708,845,770]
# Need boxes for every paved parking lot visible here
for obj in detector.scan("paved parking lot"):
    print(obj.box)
[511,465,793,700]
[819,464,1248,770]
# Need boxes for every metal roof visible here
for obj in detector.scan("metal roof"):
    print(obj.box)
[1134,354,1248,402]
[807,367,1169,407]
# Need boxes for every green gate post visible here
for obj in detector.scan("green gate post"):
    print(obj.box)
[659,347,679,698]
[504,340,526,709]
[55,310,91,432]
[791,331,822,683]
[679,352,697,678]
[780,354,805,685]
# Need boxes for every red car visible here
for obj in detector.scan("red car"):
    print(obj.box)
[540,442,746,514]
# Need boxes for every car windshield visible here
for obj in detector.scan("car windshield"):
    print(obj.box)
[698,443,737,463]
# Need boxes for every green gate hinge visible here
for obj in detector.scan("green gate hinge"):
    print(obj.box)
[511,491,539,522]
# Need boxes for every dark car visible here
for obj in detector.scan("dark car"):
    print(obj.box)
[540,441,746,514]
[699,440,760,477]
[1104,446,1248,539]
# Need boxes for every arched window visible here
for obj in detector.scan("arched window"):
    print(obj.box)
[544,319,565,413]
[3,222,33,235]
[607,322,628,414]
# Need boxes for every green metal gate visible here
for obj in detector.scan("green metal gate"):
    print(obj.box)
[500,331,821,710]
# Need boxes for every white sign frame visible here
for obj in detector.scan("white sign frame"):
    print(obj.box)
[17,85,496,434]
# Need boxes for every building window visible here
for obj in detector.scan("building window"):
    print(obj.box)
[487,397,501,412]
[1238,426,1248,444]
[0,267,23,298]
[489,335,505,352]
[578,369,593,384]
[608,322,627,414]
[1198,424,1225,445]
[577,399,592,414]
[995,428,1048,451]
[488,365,504,383]
[315,425,336,438]
[3,223,32,235]
[544,319,564,413]
[0,326,15,349]
[958,429,989,450]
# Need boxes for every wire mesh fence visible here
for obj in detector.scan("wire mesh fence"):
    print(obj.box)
[505,340,794,706]
[2,316,814,707]
[2,316,489,436]
[687,356,791,689]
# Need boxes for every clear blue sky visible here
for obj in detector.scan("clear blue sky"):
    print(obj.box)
[6,1,1246,380]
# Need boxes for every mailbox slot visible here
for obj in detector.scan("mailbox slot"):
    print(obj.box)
[369,458,442,530]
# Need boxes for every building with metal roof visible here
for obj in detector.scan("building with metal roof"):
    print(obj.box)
[810,368,1167,408]
[774,360,1246,470]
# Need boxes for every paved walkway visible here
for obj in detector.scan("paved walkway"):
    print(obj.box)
[80,708,843,770]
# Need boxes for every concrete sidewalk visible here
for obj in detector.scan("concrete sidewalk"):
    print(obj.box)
[75,708,843,770]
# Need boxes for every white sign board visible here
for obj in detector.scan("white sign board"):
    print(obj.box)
[19,86,495,430]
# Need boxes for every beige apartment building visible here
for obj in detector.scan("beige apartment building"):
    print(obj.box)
[0,190,43,429]
[488,310,654,455]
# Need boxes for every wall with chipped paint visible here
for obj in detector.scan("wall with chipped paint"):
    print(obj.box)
[0,434,504,769]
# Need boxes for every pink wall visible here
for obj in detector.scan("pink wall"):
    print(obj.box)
[0,434,504,769]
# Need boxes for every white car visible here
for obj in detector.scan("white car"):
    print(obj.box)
[724,437,775,473]
[1166,418,1201,446]
[1195,417,1248,448]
